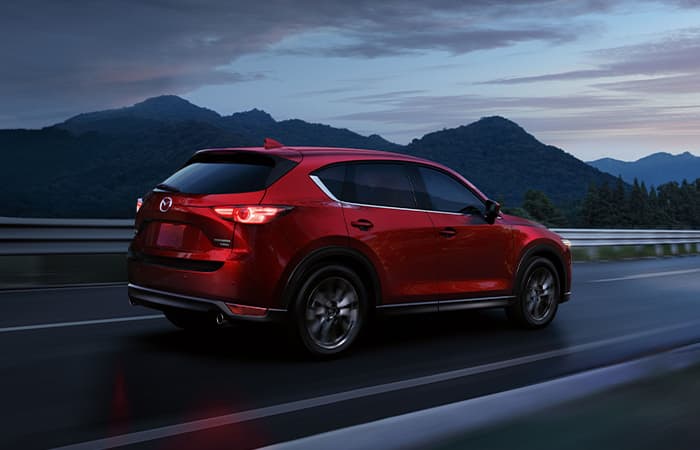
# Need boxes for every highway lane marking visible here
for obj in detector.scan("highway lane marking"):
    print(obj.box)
[51,318,700,450]
[0,283,127,294]
[262,342,700,450]
[589,268,700,283]
[0,315,163,333]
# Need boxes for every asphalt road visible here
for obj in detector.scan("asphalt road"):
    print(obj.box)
[2,257,700,450]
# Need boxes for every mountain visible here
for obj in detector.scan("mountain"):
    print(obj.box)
[58,95,223,135]
[58,95,402,151]
[405,117,619,206]
[1,96,618,218]
[0,121,256,218]
[1,96,402,217]
[588,152,700,186]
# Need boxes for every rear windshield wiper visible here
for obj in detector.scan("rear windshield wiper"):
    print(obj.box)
[155,183,180,193]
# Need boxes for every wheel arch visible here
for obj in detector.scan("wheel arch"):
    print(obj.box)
[281,246,382,311]
[514,241,569,301]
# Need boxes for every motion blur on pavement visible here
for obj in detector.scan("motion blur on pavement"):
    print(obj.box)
[1,256,700,449]
[3,0,700,448]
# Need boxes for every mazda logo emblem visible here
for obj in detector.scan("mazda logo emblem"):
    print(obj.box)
[159,197,173,212]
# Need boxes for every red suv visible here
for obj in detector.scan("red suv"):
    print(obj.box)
[128,140,571,356]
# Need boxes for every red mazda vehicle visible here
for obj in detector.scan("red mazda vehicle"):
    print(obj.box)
[128,139,572,356]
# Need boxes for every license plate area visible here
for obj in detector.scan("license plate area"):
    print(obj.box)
[155,223,186,249]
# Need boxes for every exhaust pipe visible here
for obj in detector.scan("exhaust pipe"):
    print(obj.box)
[215,313,226,326]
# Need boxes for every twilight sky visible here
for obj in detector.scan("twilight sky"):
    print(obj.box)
[3,0,700,160]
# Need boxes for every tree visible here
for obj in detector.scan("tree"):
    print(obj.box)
[628,178,649,228]
[522,190,567,226]
[579,183,601,227]
[596,181,616,227]
[576,178,700,229]
[610,175,631,227]
[647,186,670,227]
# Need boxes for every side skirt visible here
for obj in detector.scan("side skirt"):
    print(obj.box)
[376,296,515,316]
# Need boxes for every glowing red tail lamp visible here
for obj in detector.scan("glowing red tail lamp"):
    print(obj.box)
[213,206,292,224]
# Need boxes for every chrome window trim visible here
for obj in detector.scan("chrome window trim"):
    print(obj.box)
[309,174,465,216]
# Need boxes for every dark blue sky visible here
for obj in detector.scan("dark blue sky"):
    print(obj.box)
[3,0,700,160]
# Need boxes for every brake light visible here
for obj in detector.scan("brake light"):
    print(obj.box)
[213,206,291,224]
[136,197,143,213]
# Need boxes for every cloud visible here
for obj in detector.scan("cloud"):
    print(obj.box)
[477,69,611,84]
[330,91,643,131]
[289,76,403,97]
[478,27,700,89]
[327,88,700,149]
[593,74,700,93]
[285,26,580,58]
[0,0,641,127]
[336,90,639,110]
[4,0,700,128]
[342,90,430,102]
[1,0,285,127]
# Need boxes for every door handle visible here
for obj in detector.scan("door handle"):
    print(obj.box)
[351,219,374,231]
[439,227,457,238]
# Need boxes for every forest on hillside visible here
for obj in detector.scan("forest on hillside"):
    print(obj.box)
[514,177,700,229]
[1,96,697,229]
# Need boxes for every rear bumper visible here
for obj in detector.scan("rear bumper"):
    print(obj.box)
[128,283,286,323]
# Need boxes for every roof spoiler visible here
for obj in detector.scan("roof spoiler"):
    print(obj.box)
[264,138,284,149]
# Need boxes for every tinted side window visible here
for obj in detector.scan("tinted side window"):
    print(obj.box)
[315,164,347,199]
[417,166,483,213]
[315,163,417,209]
[348,163,416,209]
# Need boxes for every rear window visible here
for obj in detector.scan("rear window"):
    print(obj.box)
[158,153,296,194]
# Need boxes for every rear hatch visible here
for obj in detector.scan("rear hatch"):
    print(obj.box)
[132,150,299,262]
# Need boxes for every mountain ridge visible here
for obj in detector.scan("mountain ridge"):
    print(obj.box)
[2,95,619,218]
[405,116,618,206]
[588,151,700,186]
[59,95,223,134]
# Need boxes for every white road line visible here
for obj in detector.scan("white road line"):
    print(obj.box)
[589,268,700,283]
[0,315,163,333]
[0,283,127,294]
[51,319,700,450]
[262,342,700,450]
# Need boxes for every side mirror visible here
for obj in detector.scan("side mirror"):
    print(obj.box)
[484,199,500,224]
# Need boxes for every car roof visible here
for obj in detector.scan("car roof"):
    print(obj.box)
[195,145,489,201]
[196,146,432,164]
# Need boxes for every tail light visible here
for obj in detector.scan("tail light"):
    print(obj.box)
[213,206,292,224]
[136,197,143,213]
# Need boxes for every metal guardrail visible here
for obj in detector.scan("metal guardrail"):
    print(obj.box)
[0,217,134,255]
[551,228,700,247]
[0,217,699,255]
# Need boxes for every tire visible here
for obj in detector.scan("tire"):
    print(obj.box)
[506,257,560,328]
[292,264,367,357]
[164,309,214,330]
